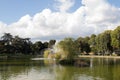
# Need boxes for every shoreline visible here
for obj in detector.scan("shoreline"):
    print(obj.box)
[79,55,120,59]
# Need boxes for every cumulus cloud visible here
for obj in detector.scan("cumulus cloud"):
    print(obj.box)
[55,0,75,12]
[0,0,120,41]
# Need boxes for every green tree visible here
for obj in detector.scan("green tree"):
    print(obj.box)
[103,30,113,54]
[22,38,32,54]
[95,34,103,54]
[88,34,97,52]
[95,30,112,55]
[1,33,14,53]
[12,36,31,54]
[32,41,43,54]
[57,38,78,60]
[0,40,6,53]
[76,37,91,54]
[1,33,13,45]
[111,26,120,50]
[48,40,56,49]
[43,42,49,49]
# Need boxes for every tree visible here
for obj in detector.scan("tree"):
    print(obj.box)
[95,30,112,55]
[48,40,56,49]
[103,30,113,54]
[32,41,43,54]
[76,37,91,54]
[1,33,13,53]
[89,34,96,46]
[12,36,32,54]
[111,26,120,50]
[22,38,32,54]
[88,34,97,52]
[95,34,102,53]
[56,38,78,60]
[1,33,13,45]
[0,40,6,53]
[43,42,49,49]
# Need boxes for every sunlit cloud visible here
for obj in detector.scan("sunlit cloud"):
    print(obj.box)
[0,0,120,41]
[55,0,75,12]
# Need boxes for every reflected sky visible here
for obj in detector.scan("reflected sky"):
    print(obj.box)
[0,58,120,80]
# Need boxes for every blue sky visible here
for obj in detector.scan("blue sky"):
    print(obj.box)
[0,0,120,24]
[0,0,119,24]
[0,0,79,23]
[108,0,120,7]
[0,0,53,23]
[0,0,120,41]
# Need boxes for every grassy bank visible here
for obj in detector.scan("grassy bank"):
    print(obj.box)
[79,55,120,59]
[0,54,37,59]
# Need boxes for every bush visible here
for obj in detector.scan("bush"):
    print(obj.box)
[54,53,61,59]
[44,49,50,58]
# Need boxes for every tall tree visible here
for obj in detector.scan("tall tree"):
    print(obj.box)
[43,42,48,49]
[88,34,97,52]
[111,26,120,50]
[76,37,91,54]
[0,40,6,53]
[57,38,78,60]
[1,33,13,53]
[12,36,32,54]
[48,40,56,49]
[95,30,112,55]
[32,41,43,54]
[1,33,13,45]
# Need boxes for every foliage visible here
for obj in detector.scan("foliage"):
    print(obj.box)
[76,37,91,54]
[111,26,120,50]
[88,34,97,52]
[48,40,56,48]
[32,41,44,54]
[56,38,78,60]
[95,30,112,54]
[43,49,50,58]
[0,33,48,55]
[1,33,13,41]
[54,52,61,59]
[0,26,120,56]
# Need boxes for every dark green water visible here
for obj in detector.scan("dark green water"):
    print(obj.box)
[0,58,120,80]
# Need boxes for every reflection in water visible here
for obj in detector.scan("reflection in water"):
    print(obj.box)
[0,58,120,80]
[90,58,93,68]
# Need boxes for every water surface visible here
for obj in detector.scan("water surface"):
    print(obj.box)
[0,58,120,80]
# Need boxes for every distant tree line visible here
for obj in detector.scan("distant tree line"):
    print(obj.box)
[0,33,56,55]
[0,26,120,56]
[56,26,120,57]
[76,26,120,55]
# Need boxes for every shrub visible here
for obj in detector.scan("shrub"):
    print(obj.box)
[44,49,50,58]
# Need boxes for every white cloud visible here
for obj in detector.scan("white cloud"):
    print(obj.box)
[55,0,75,12]
[0,0,120,41]
[0,22,7,36]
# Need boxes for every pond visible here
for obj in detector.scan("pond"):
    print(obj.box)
[0,57,120,80]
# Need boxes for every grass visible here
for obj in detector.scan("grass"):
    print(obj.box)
[79,55,120,59]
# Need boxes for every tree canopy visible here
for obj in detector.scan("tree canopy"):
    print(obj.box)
[56,38,79,60]
[0,26,120,56]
